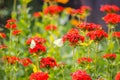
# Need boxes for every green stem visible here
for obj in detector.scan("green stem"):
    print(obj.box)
[5,62,9,80]
[13,0,16,12]
[13,65,17,80]
[9,29,12,55]
[12,0,17,18]
[36,55,39,72]
[34,18,39,32]
[72,47,76,71]
[107,60,110,79]
[108,60,113,80]
[83,17,87,26]
[108,25,114,53]
[25,68,28,79]
[116,38,120,50]
[9,65,12,80]
[94,42,99,78]
[87,46,90,57]
[61,66,65,80]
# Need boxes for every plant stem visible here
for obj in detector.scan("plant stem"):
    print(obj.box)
[72,47,76,71]
[36,55,39,72]
[94,42,99,78]
[61,66,65,80]
[12,0,17,18]
[87,46,90,57]
[108,25,114,53]
[108,60,113,80]
[13,0,16,12]
[9,64,12,80]
[9,29,12,55]
[116,38,120,52]
[13,65,17,80]
[25,68,28,79]
[83,17,87,26]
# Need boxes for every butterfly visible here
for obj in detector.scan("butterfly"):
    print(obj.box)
[53,38,63,47]
[30,39,36,49]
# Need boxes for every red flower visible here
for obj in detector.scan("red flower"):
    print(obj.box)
[44,5,63,15]
[0,32,6,39]
[12,30,21,36]
[3,56,20,64]
[115,72,120,80]
[0,45,7,49]
[45,25,57,31]
[103,13,120,24]
[26,36,46,45]
[77,23,101,31]
[5,19,17,29]
[71,6,91,15]
[87,30,108,41]
[33,12,41,18]
[63,28,85,46]
[103,53,116,60]
[100,5,120,13]
[40,57,57,68]
[80,6,91,13]
[29,44,46,53]
[26,36,46,54]
[77,57,93,64]
[71,70,92,80]
[30,72,49,80]
[7,19,16,23]
[113,32,120,38]
[20,58,32,67]
[67,28,79,34]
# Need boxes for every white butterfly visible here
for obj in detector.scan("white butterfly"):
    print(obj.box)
[53,38,63,47]
[30,39,36,49]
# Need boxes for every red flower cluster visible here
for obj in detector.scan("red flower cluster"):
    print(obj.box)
[20,58,32,67]
[44,5,63,15]
[63,28,84,46]
[80,6,91,13]
[87,30,108,41]
[77,23,101,31]
[100,5,120,13]
[45,25,57,31]
[103,53,116,60]
[103,13,120,24]
[12,30,21,36]
[71,6,91,15]
[115,72,120,80]
[77,57,93,64]
[5,19,17,29]
[29,44,46,53]
[33,12,41,18]
[26,36,46,54]
[3,56,20,64]
[40,57,57,68]
[0,45,7,49]
[67,28,79,34]
[0,32,6,39]
[113,32,120,38]
[3,56,32,66]
[71,70,92,80]
[26,36,46,45]
[30,72,49,80]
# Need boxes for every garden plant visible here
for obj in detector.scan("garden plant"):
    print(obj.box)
[1,0,120,80]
